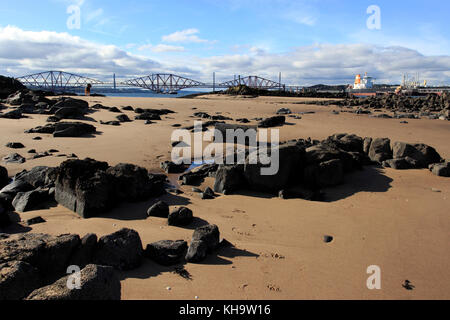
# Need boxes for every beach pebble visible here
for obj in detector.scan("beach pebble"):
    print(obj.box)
[323,235,333,243]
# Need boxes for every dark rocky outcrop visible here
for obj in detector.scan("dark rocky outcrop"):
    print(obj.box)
[69,233,97,269]
[160,161,187,174]
[185,225,220,263]
[0,179,34,198]
[145,240,188,266]
[26,264,121,300]
[304,159,344,188]
[14,166,56,188]
[94,228,143,271]
[185,240,208,263]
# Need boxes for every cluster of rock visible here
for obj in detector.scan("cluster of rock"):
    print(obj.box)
[294,93,450,120]
[0,223,222,300]
[208,133,449,198]
[0,159,166,222]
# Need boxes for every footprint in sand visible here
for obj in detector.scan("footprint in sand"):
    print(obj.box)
[267,284,281,292]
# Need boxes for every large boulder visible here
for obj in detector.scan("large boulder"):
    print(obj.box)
[0,233,81,277]
[26,264,121,300]
[0,260,41,300]
[51,98,89,111]
[322,134,364,153]
[94,228,143,271]
[54,159,113,218]
[54,107,86,119]
[53,122,96,137]
[243,143,304,192]
[12,189,49,213]
[191,224,220,252]
[106,163,154,202]
[213,165,245,193]
[392,142,442,168]
[145,240,188,266]
[168,207,193,226]
[0,76,26,99]
[147,201,169,218]
[382,157,418,170]
[304,159,344,188]
[368,138,392,163]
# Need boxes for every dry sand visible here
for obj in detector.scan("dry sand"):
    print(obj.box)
[1,95,449,300]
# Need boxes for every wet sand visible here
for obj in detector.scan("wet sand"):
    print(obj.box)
[1,95,449,300]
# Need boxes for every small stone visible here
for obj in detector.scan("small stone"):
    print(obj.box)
[323,235,333,243]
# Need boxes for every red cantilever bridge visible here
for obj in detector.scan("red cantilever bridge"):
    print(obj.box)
[15,71,285,93]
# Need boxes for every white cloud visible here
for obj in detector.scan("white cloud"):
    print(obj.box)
[138,44,185,53]
[162,28,213,44]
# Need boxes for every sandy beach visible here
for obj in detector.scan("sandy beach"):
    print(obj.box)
[1,94,449,300]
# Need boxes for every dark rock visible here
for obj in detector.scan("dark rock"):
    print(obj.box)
[323,235,333,243]
[54,107,86,119]
[32,136,42,140]
[144,240,188,266]
[147,201,169,218]
[363,137,372,155]
[135,112,161,121]
[6,142,25,149]
[185,240,208,263]
[28,149,37,154]
[12,189,49,213]
[0,203,10,227]
[201,187,216,200]
[100,120,120,126]
[116,114,131,122]
[168,207,193,226]
[94,228,143,271]
[304,159,344,188]
[382,157,418,170]
[0,76,26,99]
[26,264,121,300]
[276,108,292,115]
[109,107,121,113]
[0,109,26,119]
[0,166,8,189]
[0,260,41,300]
[0,233,81,276]
[122,106,133,111]
[51,98,89,111]
[106,163,156,202]
[392,142,441,168]
[69,233,97,268]
[54,158,113,218]
[26,216,46,226]
[368,138,392,163]
[429,161,450,177]
[53,122,96,137]
[244,143,304,192]
[2,153,26,164]
[14,166,55,188]
[258,116,286,128]
[0,179,34,197]
[160,161,187,174]
[322,134,364,153]
[191,224,220,252]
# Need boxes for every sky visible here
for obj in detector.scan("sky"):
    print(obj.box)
[0,0,449,85]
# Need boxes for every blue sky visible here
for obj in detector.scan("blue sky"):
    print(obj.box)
[0,0,449,84]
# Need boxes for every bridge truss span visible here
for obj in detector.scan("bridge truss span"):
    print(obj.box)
[123,74,206,92]
[219,75,284,90]
[15,71,104,91]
